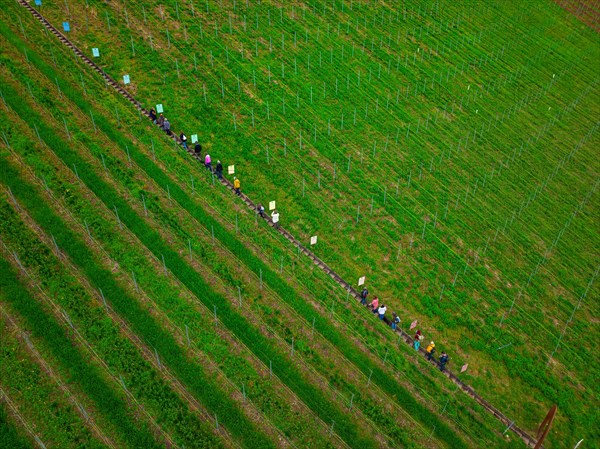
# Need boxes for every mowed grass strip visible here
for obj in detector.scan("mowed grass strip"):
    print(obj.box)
[0,257,162,449]
[0,308,110,449]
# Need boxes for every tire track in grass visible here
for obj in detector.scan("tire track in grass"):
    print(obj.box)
[0,306,118,449]
[0,258,165,449]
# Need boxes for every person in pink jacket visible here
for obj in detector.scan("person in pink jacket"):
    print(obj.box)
[368,296,379,313]
[204,153,212,171]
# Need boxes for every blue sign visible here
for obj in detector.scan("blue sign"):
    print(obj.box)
[123,75,130,85]
[63,22,70,32]
[35,0,42,5]
[92,48,99,57]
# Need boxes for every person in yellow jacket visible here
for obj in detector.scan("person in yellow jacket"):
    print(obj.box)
[233,177,241,196]
[425,342,436,361]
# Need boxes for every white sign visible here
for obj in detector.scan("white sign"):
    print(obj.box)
[156,104,163,113]
[92,48,100,57]
[409,319,418,330]
[310,236,317,245]
[123,74,130,84]
[228,165,235,175]
[191,134,198,144]
[460,363,469,373]
[358,276,365,286]
[269,201,276,211]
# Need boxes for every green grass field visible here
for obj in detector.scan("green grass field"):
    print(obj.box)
[1,1,598,448]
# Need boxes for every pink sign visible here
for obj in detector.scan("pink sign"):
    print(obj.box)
[409,320,418,330]
[461,363,469,373]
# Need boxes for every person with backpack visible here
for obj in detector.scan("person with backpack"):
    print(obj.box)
[194,142,202,159]
[233,177,241,196]
[425,342,436,361]
[257,204,266,218]
[180,132,188,150]
[215,160,223,179]
[439,352,449,371]
[391,313,400,330]
[359,287,369,305]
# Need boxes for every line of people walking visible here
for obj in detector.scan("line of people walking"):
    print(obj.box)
[147,109,289,233]
[360,287,450,372]
[149,109,243,198]
[148,108,449,373]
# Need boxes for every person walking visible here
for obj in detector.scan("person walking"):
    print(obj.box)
[391,313,400,330]
[149,108,157,123]
[204,154,212,171]
[215,160,223,179]
[233,177,241,196]
[425,342,436,361]
[257,204,266,218]
[439,352,449,371]
[180,132,188,150]
[163,118,171,136]
[271,209,280,228]
[413,330,424,351]
[359,287,369,305]
[194,142,202,158]
[377,304,387,320]
[157,113,165,128]
[368,296,379,313]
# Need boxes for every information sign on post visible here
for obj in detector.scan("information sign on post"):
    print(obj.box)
[35,0,42,5]
[156,104,164,113]
[409,319,418,330]
[123,75,130,84]
[460,363,469,373]
[310,236,318,245]
[191,134,198,144]
[92,48,100,57]
[269,201,276,211]
[358,276,366,286]
[228,165,235,175]
[62,22,70,32]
